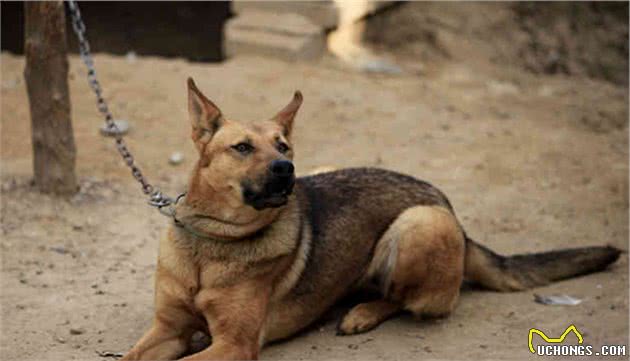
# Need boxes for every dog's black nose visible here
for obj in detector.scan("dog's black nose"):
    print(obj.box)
[270,160,294,176]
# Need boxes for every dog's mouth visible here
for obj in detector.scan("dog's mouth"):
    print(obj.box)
[242,176,295,210]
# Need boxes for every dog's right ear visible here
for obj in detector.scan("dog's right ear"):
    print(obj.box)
[187,77,224,150]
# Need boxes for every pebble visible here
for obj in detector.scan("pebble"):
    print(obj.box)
[361,59,403,75]
[50,246,69,255]
[96,351,124,358]
[126,51,137,64]
[70,328,85,335]
[54,335,66,344]
[169,152,184,165]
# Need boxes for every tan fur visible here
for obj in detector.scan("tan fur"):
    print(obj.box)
[120,78,620,360]
[389,206,465,316]
[345,205,465,335]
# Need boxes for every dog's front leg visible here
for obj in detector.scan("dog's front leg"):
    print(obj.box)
[121,322,187,361]
[121,302,198,361]
[179,282,270,361]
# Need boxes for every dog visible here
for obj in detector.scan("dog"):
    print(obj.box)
[120,78,621,360]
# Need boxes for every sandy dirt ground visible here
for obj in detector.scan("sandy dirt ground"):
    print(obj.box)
[1,24,629,360]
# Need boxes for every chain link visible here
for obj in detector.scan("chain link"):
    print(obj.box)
[66,0,175,211]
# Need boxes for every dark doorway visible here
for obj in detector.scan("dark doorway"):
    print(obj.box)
[2,1,231,62]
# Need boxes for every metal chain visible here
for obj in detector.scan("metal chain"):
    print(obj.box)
[66,0,175,211]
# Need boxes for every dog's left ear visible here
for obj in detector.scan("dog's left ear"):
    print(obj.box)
[271,91,303,137]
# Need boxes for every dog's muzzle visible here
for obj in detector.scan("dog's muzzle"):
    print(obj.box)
[243,160,295,210]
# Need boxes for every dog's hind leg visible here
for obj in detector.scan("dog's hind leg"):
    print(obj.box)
[336,299,401,335]
[386,205,466,318]
[339,205,465,335]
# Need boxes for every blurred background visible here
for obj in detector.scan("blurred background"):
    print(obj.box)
[2,1,628,83]
[1,2,628,361]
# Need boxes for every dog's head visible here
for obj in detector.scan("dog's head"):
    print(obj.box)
[186,78,301,211]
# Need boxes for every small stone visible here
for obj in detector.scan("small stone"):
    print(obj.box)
[54,335,66,344]
[96,351,124,358]
[126,51,137,63]
[70,328,85,335]
[169,152,184,165]
[50,246,69,255]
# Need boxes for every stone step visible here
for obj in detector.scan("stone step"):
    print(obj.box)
[225,10,326,61]
[232,1,398,29]
[231,1,339,29]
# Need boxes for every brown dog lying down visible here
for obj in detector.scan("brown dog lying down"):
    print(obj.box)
[120,78,621,360]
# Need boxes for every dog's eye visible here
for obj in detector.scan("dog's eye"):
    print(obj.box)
[232,143,254,154]
[277,143,290,154]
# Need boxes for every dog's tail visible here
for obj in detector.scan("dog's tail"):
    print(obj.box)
[464,237,622,291]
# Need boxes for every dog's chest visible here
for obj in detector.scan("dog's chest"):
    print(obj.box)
[158,222,299,323]
[158,233,250,307]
